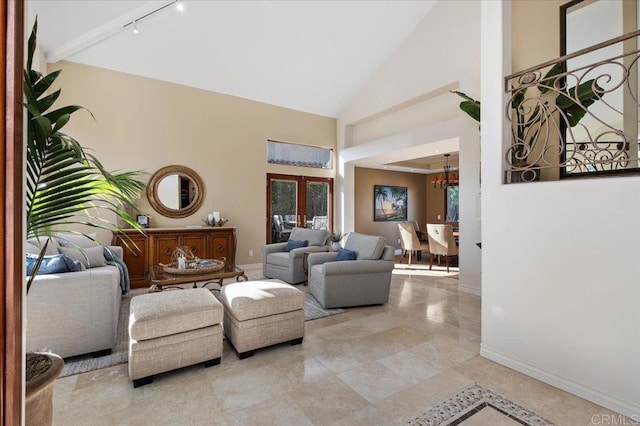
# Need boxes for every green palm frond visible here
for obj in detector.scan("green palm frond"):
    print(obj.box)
[25,18,146,292]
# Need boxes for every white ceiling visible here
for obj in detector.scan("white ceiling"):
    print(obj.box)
[26,0,437,118]
[26,0,457,175]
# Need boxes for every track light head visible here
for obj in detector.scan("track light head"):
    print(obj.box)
[133,21,139,34]
[176,0,184,12]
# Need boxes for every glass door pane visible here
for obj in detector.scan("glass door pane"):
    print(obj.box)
[446,185,459,222]
[270,179,298,243]
[267,174,333,242]
[306,181,329,230]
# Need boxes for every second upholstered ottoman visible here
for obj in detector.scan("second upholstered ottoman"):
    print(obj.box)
[128,288,223,387]
[220,279,305,359]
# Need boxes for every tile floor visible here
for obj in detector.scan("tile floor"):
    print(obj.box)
[52,260,614,425]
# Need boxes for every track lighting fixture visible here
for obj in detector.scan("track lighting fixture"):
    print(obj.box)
[124,1,184,35]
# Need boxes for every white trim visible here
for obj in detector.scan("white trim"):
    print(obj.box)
[458,284,480,296]
[481,344,640,418]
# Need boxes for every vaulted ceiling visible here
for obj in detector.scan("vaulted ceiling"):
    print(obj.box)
[27,0,437,118]
[27,0,457,174]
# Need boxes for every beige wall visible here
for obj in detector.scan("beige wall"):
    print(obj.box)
[50,61,336,264]
[512,0,564,71]
[425,181,446,225]
[354,167,426,248]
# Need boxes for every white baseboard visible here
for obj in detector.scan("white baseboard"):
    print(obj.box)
[458,284,481,296]
[480,344,640,418]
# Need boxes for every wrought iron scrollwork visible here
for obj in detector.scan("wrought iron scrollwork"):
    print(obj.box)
[504,29,640,183]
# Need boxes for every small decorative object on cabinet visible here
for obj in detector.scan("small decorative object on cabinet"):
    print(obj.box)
[203,211,229,227]
[137,214,150,228]
[112,227,237,288]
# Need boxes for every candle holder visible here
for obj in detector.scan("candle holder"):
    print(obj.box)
[202,217,229,227]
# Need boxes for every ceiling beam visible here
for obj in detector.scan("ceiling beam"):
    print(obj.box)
[45,1,174,63]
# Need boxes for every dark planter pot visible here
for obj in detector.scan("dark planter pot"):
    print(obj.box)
[26,352,64,426]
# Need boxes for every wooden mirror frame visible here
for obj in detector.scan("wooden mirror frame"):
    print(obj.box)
[147,165,205,218]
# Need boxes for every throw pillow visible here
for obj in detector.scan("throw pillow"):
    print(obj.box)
[26,236,60,256]
[25,242,41,255]
[335,248,357,261]
[285,239,309,252]
[26,253,81,275]
[56,232,98,249]
[58,245,107,269]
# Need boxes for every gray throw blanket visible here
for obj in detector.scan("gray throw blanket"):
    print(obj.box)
[103,247,130,294]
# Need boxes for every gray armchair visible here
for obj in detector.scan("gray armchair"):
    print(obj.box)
[307,232,395,308]
[262,227,330,284]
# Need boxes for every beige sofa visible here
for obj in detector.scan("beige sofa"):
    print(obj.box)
[26,235,124,358]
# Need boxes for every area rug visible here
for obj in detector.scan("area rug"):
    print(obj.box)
[60,289,345,377]
[407,384,556,426]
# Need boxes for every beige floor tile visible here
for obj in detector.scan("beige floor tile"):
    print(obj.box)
[224,394,313,426]
[303,338,370,374]
[376,350,441,383]
[331,405,396,426]
[407,335,479,369]
[337,361,417,403]
[210,364,288,412]
[288,374,370,424]
[375,369,475,423]
[51,268,613,425]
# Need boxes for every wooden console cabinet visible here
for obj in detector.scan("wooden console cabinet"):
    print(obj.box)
[112,227,237,289]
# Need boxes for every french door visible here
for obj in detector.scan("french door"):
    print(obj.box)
[266,174,333,243]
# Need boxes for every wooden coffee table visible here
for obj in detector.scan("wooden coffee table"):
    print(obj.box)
[148,265,248,292]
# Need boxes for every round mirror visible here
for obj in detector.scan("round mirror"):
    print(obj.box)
[147,165,205,218]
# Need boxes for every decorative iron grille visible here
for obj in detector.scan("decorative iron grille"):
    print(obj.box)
[504,29,640,183]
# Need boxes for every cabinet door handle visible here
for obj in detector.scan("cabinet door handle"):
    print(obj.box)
[217,244,224,252]
[164,247,171,255]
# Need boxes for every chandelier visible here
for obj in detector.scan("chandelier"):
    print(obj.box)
[431,153,459,189]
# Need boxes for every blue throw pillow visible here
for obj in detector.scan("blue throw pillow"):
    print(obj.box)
[26,253,80,275]
[285,239,309,252]
[335,248,357,261]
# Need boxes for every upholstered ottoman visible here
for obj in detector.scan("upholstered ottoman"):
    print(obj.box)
[128,288,223,387]
[220,279,305,359]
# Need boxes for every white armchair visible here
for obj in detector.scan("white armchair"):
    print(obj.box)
[262,227,329,284]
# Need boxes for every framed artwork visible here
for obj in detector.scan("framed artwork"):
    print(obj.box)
[374,185,407,221]
[136,214,149,228]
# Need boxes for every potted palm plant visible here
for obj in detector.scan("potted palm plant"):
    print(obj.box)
[24,19,145,425]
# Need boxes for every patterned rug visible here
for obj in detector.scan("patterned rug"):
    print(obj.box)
[407,384,556,425]
[60,289,345,377]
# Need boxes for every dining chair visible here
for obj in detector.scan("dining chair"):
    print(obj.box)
[311,215,328,230]
[272,215,292,242]
[398,222,429,266]
[426,223,458,272]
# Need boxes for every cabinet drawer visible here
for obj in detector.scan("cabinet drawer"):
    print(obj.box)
[211,236,229,260]
[183,235,207,258]
[154,235,179,266]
